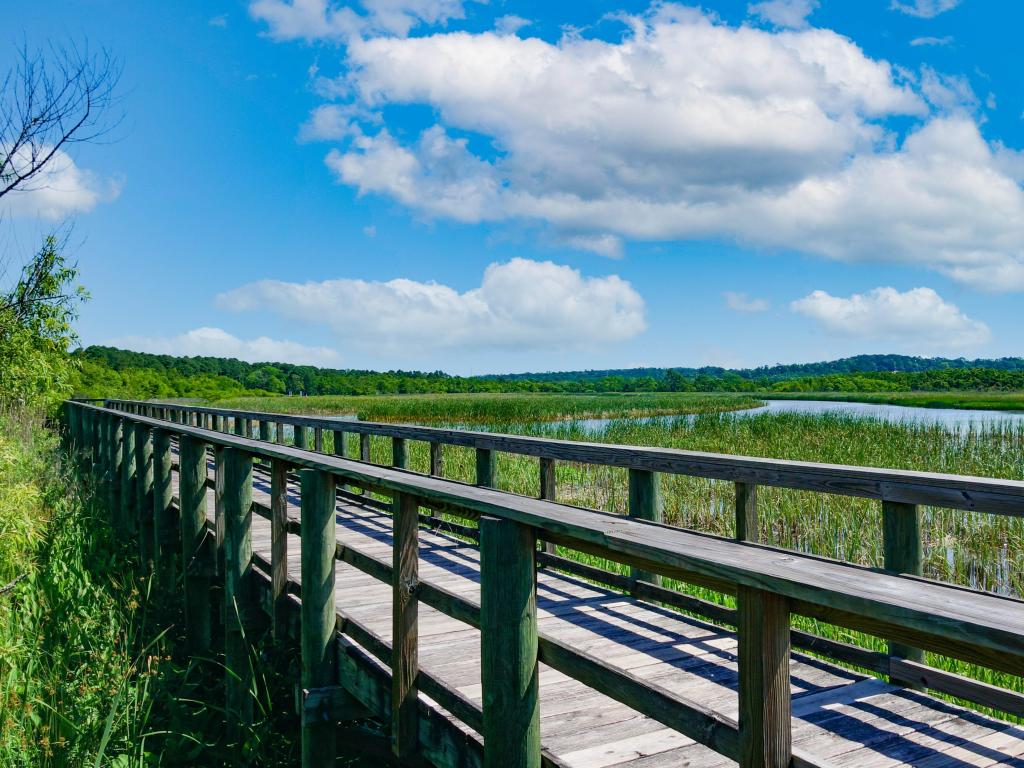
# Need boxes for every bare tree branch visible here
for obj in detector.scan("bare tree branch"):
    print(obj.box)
[0,41,121,201]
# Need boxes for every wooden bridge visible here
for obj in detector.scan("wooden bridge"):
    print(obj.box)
[65,398,1024,768]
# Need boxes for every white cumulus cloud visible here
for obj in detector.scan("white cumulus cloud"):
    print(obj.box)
[106,327,341,366]
[216,258,646,353]
[2,146,120,220]
[791,287,990,349]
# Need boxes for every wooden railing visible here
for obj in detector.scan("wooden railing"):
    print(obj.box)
[67,399,1024,768]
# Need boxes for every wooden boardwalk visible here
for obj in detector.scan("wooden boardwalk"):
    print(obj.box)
[175,461,1024,768]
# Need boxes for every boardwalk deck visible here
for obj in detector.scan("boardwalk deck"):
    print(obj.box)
[171,459,1024,768]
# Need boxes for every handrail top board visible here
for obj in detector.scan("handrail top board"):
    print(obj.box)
[102,398,1024,516]
[79,401,1024,668]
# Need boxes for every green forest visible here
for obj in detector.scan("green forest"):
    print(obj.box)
[73,345,1024,402]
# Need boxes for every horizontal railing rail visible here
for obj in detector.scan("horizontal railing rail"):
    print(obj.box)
[68,399,1024,768]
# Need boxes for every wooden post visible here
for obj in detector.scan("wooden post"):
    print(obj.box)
[481,516,539,768]
[331,429,344,457]
[109,417,123,528]
[736,482,759,543]
[476,448,495,488]
[300,468,337,767]
[96,412,108,496]
[429,442,443,477]
[628,469,662,586]
[214,414,224,432]
[737,586,791,768]
[392,492,419,757]
[121,419,137,535]
[883,501,925,680]
[179,435,211,653]
[153,429,176,588]
[276,421,285,445]
[259,420,271,442]
[539,458,557,556]
[270,459,289,642]
[233,416,248,437]
[359,433,370,462]
[314,427,323,452]
[136,424,155,574]
[222,447,254,736]
[392,437,407,470]
[295,424,308,450]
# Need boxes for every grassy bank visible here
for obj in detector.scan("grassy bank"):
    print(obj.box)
[0,410,305,766]
[765,390,1024,411]
[213,392,763,424]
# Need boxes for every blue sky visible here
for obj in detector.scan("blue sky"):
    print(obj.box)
[7,0,1024,374]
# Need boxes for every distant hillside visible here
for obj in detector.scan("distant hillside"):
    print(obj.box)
[71,347,1024,400]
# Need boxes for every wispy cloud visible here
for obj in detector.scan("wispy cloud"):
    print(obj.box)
[106,327,340,366]
[910,35,953,46]
[723,292,770,313]
[890,0,960,18]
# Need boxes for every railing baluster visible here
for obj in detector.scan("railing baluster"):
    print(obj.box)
[540,458,557,556]
[121,417,137,535]
[109,416,123,530]
[883,500,925,685]
[153,428,176,588]
[314,426,323,452]
[480,515,540,768]
[736,482,758,543]
[300,468,337,767]
[476,448,495,488]
[179,434,211,653]
[392,492,419,757]
[295,423,308,449]
[392,437,407,469]
[628,469,662,587]
[276,421,285,444]
[359,433,370,462]
[270,459,289,641]
[737,586,791,768]
[136,424,155,574]
[429,441,443,477]
[223,447,254,737]
[332,429,345,457]
[259,419,271,442]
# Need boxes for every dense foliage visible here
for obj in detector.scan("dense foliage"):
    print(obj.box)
[74,346,1024,402]
[0,238,86,410]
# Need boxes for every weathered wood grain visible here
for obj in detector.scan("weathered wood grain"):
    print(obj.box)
[222,447,254,736]
[392,492,419,757]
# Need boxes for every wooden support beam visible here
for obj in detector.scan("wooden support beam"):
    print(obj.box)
[480,515,540,768]
[333,429,345,458]
[153,428,176,588]
[738,586,791,768]
[391,492,419,758]
[271,459,289,642]
[276,421,285,444]
[476,448,495,488]
[429,441,443,478]
[259,420,271,442]
[109,416,123,528]
[179,435,211,653]
[359,433,370,462]
[300,468,337,767]
[539,458,557,556]
[628,469,662,586]
[223,447,255,738]
[120,418,137,536]
[135,424,155,575]
[736,482,759,543]
[883,500,925,684]
[314,427,323,452]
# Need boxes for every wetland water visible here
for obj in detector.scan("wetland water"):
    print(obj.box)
[542,398,1024,434]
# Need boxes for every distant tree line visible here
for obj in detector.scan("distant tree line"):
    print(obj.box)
[71,347,1024,401]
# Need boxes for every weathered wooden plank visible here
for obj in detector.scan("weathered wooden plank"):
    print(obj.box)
[333,429,345,458]
[738,586,791,768]
[222,447,254,737]
[392,492,419,757]
[476,448,496,488]
[430,441,444,478]
[120,418,137,534]
[480,515,540,768]
[300,468,337,767]
[109,416,123,528]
